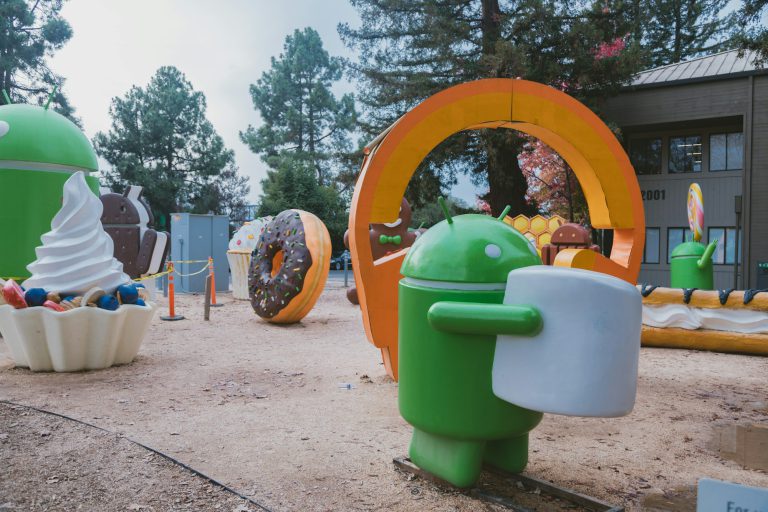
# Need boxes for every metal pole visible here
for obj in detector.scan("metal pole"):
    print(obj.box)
[344,253,349,287]
[734,195,742,290]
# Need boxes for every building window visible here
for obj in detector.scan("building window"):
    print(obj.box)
[667,227,692,263]
[643,228,660,264]
[629,138,662,175]
[710,132,744,171]
[708,227,741,265]
[669,136,702,173]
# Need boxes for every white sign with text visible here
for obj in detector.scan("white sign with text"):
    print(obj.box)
[698,478,768,512]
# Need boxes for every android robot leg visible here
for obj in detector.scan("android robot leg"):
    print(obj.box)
[483,433,529,474]
[409,428,486,488]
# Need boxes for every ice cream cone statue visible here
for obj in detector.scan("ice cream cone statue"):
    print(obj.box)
[0,172,156,372]
[227,217,271,300]
[24,173,131,294]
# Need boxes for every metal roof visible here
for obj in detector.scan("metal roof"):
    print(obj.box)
[631,49,764,87]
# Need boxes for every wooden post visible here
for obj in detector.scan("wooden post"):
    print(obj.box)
[204,274,212,321]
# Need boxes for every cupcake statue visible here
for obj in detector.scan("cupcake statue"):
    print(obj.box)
[0,172,156,372]
[227,216,271,300]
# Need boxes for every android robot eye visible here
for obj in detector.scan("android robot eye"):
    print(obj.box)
[0,120,9,138]
[484,243,502,258]
[526,239,538,256]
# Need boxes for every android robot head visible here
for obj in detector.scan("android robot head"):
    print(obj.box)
[0,103,100,281]
[401,202,541,285]
[397,200,543,487]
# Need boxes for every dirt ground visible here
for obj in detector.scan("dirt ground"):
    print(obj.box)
[1,280,767,511]
[0,402,256,511]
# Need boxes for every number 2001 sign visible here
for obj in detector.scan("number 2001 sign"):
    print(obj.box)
[642,189,666,201]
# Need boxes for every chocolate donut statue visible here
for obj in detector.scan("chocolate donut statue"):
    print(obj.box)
[100,186,170,279]
[249,210,331,324]
[344,198,420,305]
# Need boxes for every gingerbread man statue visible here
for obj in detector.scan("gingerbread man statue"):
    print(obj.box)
[345,198,421,304]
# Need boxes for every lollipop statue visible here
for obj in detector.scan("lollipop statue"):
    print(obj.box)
[687,183,705,243]
[670,183,717,289]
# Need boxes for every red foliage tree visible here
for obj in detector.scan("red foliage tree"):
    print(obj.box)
[518,137,588,223]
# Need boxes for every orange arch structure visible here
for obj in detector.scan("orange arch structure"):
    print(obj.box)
[349,79,645,380]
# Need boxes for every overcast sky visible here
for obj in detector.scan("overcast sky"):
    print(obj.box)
[50,0,371,205]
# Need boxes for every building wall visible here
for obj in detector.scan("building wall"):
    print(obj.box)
[603,79,749,127]
[603,76,763,288]
[751,75,768,289]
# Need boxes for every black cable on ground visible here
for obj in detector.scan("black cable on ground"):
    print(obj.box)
[0,400,274,512]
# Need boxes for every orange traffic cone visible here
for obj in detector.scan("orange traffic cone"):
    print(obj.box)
[209,256,223,307]
[160,261,185,321]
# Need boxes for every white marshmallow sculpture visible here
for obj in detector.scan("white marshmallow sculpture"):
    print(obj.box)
[493,266,642,417]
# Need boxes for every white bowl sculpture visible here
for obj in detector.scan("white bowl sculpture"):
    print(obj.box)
[0,302,156,372]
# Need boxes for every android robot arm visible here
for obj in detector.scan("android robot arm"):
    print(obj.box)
[428,302,542,336]
[698,238,717,269]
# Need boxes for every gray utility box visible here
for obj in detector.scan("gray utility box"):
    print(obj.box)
[170,213,230,293]
[757,262,768,290]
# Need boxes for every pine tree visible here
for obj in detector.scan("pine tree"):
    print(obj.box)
[258,161,348,251]
[644,0,736,66]
[737,0,768,65]
[0,0,77,119]
[339,0,643,216]
[240,27,357,187]
[94,66,249,228]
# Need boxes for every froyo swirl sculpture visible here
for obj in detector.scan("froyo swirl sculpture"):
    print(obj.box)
[24,172,130,295]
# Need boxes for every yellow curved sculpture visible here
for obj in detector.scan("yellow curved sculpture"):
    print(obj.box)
[349,79,645,379]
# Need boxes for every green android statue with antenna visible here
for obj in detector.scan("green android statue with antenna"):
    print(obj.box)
[398,198,545,487]
[670,183,718,290]
[0,89,100,281]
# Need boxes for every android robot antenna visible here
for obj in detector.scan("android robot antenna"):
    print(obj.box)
[44,85,58,110]
[0,400,274,512]
[437,196,453,224]
[1,89,11,105]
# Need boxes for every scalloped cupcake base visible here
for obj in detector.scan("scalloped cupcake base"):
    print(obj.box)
[0,303,156,372]
[227,250,252,301]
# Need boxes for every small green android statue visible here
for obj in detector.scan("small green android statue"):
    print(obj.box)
[670,183,717,290]
[0,99,100,281]
[669,241,717,290]
[398,198,544,487]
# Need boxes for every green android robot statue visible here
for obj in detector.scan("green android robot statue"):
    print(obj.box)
[398,201,545,487]
[669,240,718,290]
[0,103,100,281]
